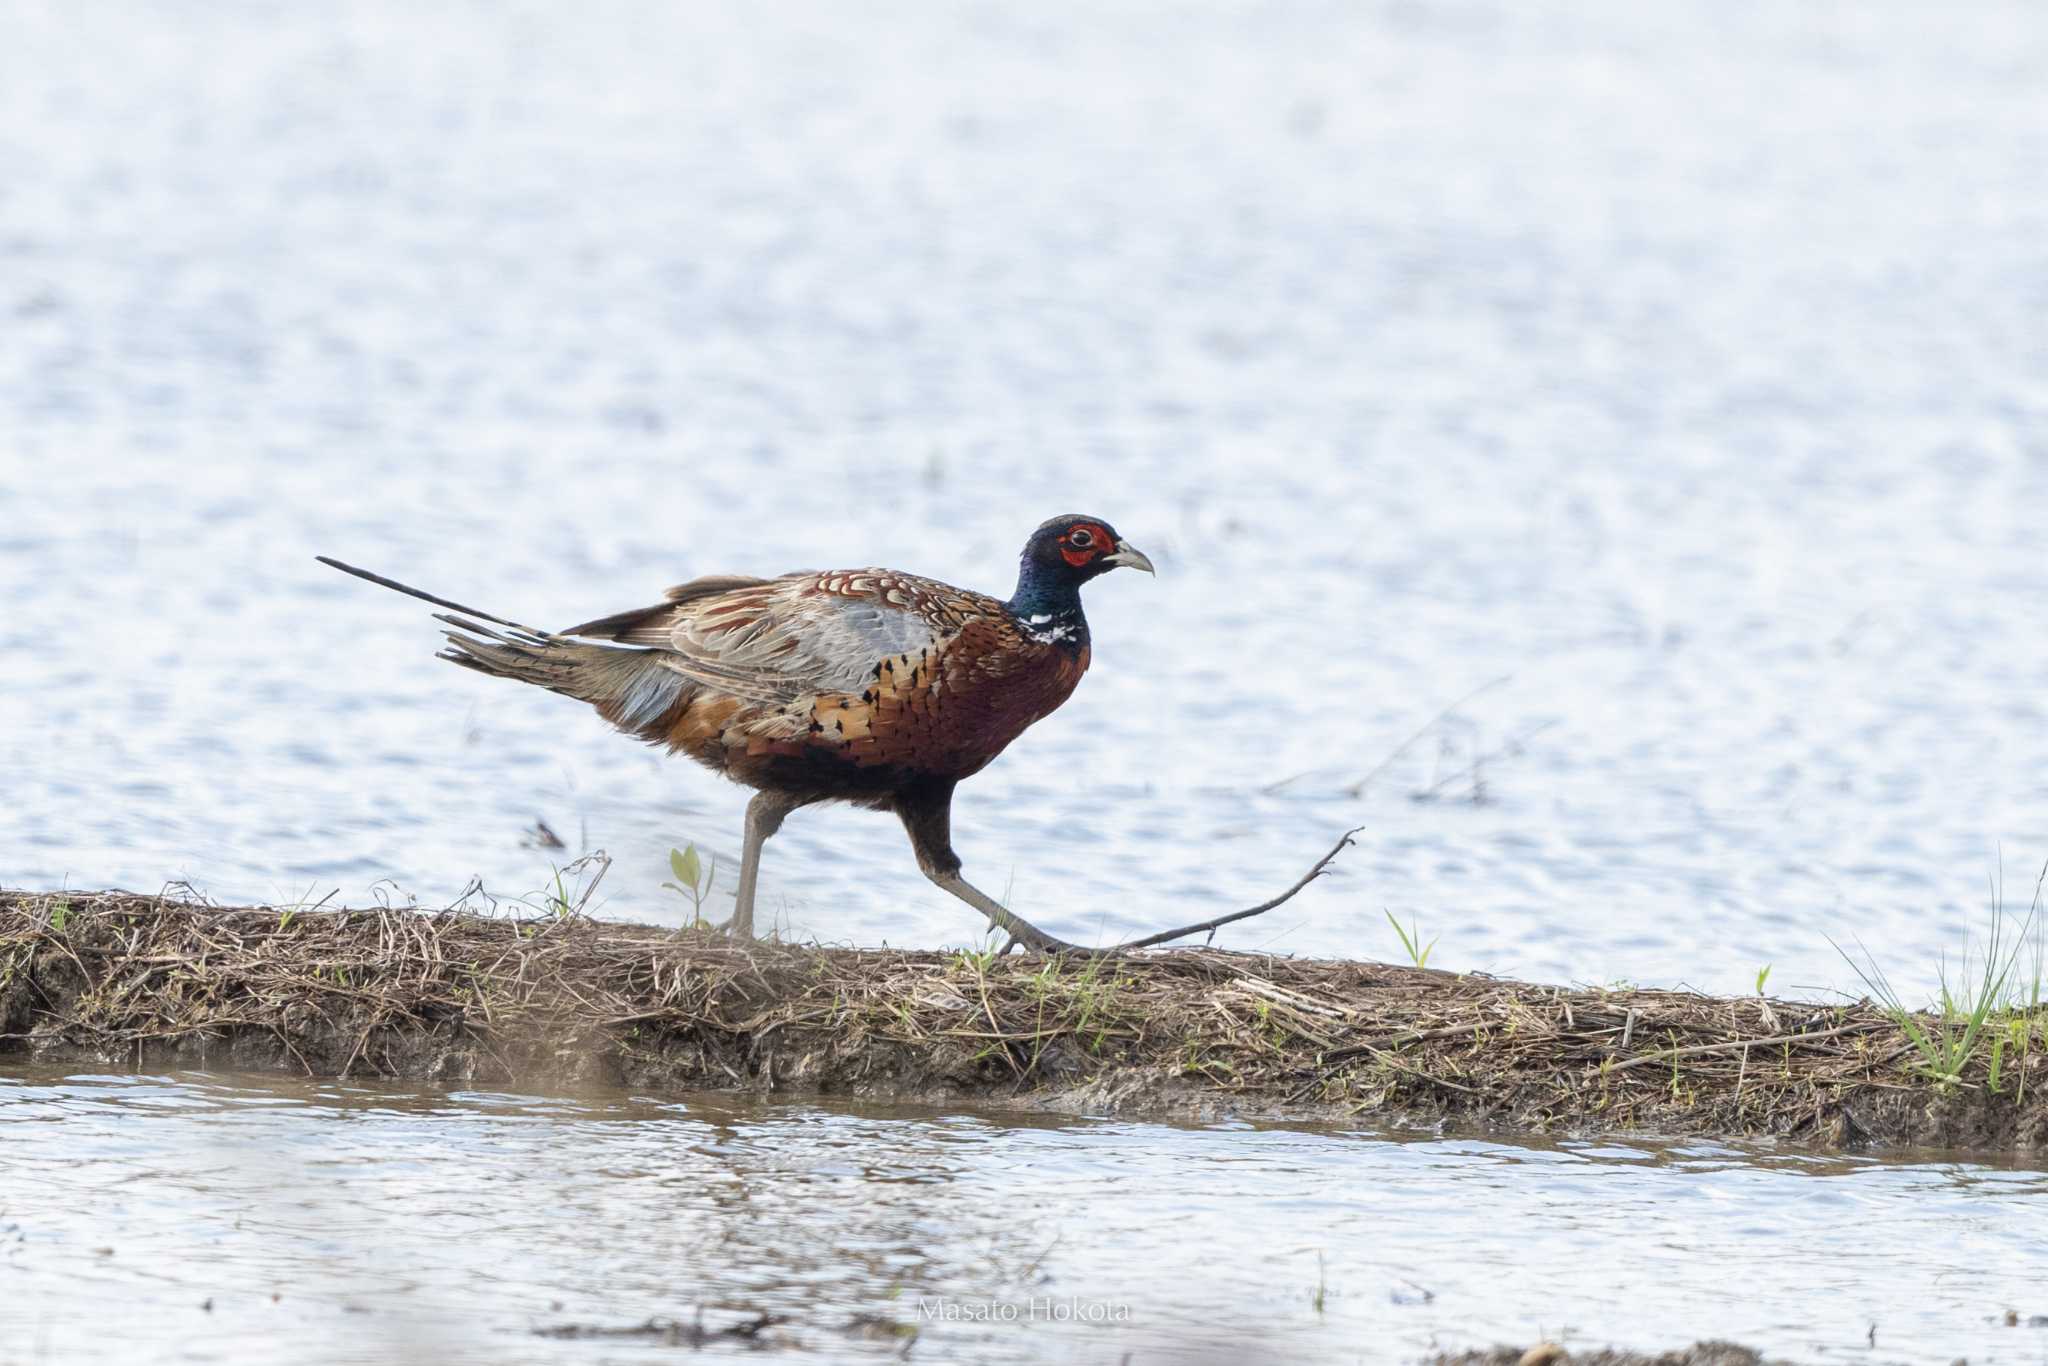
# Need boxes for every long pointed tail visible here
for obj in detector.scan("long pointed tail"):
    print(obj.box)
[316,556,559,640]
[316,556,693,740]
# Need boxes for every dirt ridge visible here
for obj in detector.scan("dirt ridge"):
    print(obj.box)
[3,889,2043,1151]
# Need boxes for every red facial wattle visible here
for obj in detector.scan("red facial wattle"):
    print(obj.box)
[1058,524,1111,568]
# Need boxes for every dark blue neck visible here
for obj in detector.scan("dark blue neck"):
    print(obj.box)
[1007,564,1088,636]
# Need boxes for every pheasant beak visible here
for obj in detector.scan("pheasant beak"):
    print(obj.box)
[1104,540,1156,575]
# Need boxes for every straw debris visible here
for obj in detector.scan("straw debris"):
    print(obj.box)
[3,890,2045,1151]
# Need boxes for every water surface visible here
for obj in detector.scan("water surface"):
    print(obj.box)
[5,7,2048,1362]
[4,1065,2044,1364]
[4,1,2047,997]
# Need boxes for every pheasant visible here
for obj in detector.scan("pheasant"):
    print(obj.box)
[318,514,1153,952]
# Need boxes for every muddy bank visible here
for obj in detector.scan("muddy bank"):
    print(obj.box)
[1428,1345,1795,1366]
[3,890,2044,1152]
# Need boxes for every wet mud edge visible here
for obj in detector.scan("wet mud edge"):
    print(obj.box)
[3,891,2044,1153]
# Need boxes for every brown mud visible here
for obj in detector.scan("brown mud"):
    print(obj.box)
[1427,1345,1796,1366]
[3,890,2045,1153]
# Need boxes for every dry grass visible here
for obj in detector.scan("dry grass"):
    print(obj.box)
[3,888,2046,1151]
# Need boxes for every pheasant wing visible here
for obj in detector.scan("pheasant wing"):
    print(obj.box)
[566,570,987,706]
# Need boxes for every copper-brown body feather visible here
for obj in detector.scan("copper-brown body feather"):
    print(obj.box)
[515,569,1094,809]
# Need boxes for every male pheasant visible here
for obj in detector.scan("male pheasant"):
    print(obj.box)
[318,514,1153,951]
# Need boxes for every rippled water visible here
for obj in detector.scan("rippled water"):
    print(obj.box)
[1,1065,2043,1365]
[3,2,2046,997]
[3,9,2047,1357]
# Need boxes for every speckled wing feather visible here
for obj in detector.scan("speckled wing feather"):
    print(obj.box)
[570,571,977,703]
[566,570,1089,787]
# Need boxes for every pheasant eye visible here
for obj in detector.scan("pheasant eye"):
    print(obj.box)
[1068,528,1095,549]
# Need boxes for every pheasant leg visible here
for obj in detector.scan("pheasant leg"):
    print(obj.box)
[927,871,1083,954]
[727,791,796,940]
[893,782,1085,954]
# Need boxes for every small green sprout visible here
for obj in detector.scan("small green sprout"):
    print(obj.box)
[1384,909,1438,969]
[547,865,575,918]
[663,844,718,926]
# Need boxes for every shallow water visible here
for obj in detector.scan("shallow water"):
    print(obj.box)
[1,1064,2044,1365]
[3,8,2048,1358]
[3,1,2047,998]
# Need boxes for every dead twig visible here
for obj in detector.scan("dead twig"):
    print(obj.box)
[1607,1022,1879,1074]
[1409,720,1558,803]
[1259,675,1515,796]
[1108,827,1365,951]
[1343,675,1512,798]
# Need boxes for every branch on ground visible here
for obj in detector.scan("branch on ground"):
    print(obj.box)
[1103,825,1365,952]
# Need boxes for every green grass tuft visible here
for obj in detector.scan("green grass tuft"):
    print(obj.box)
[1384,908,1438,969]
[1830,859,2046,1089]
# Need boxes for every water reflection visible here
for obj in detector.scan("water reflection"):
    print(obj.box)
[3,1066,2043,1364]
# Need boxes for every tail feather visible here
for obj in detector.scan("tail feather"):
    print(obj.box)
[316,556,558,640]
[319,556,695,743]
[437,615,695,741]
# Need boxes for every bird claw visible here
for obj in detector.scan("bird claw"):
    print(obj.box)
[994,921,1088,956]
